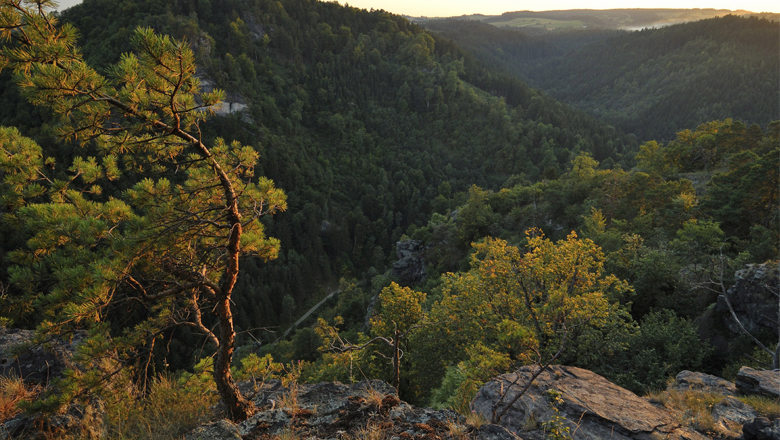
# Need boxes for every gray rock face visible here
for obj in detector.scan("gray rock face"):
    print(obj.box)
[189,380,520,440]
[392,239,426,284]
[185,420,242,440]
[0,326,83,384]
[672,370,738,395]
[0,400,104,440]
[471,365,709,440]
[210,101,248,116]
[712,397,760,424]
[736,367,780,399]
[476,424,524,440]
[743,417,780,440]
[712,396,760,437]
[716,262,779,335]
[196,75,248,116]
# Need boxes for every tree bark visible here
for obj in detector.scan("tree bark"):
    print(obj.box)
[392,329,400,393]
[214,293,255,421]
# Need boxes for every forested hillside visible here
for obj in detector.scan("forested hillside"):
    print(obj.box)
[0,0,778,435]
[0,0,636,348]
[424,15,780,141]
[302,118,779,407]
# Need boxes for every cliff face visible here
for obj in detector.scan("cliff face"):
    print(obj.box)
[717,262,779,336]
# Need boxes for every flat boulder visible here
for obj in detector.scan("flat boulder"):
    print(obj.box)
[672,370,737,396]
[472,365,708,440]
[736,367,780,399]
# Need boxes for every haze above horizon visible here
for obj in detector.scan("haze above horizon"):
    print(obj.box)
[339,1,777,17]
[55,0,778,15]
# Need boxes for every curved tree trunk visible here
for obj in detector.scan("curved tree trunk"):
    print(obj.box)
[214,294,255,421]
[393,329,400,393]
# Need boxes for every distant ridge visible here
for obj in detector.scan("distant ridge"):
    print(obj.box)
[411,8,776,32]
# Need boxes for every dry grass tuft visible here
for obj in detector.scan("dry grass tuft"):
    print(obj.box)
[363,386,387,408]
[278,387,300,413]
[354,422,386,440]
[102,374,217,440]
[275,428,301,440]
[645,388,727,436]
[0,375,39,422]
[465,410,487,428]
[446,419,469,440]
[738,395,780,419]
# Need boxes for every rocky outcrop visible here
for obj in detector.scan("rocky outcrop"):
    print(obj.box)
[210,101,248,116]
[672,370,738,395]
[712,397,759,437]
[0,399,105,440]
[471,365,708,440]
[665,370,778,438]
[716,262,779,335]
[196,75,249,116]
[743,417,780,440]
[187,380,518,440]
[736,367,780,399]
[392,239,426,285]
[0,327,83,384]
[187,420,242,440]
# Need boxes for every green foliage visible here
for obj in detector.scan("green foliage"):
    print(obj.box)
[413,231,634,404]
[0,1,285,418]
[291,327,323,363]
[432,16,779,141]
[670,219,725,263]
[407,118,778,396]
[542,389,571,440]
[429,343,511,414]
[0,0,777,411]
[310,317,372,384]
[40,0,640,336]
[612,310,711,394]
[370,282,426,337]
[235,353,283,389]
[703,147,779,237]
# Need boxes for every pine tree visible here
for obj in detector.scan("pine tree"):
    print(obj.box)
[0,0,285,420]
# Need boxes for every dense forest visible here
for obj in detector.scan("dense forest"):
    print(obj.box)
[0,0,638,344]
[0,0,778,436]
[423,15,780,141]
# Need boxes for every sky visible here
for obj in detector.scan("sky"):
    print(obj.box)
[55,0,780,15]
[337,0,780,16]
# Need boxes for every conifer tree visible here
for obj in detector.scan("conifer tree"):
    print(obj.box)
[0,0,285,420]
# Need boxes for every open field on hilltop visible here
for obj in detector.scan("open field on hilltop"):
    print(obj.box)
[489,17,587,29]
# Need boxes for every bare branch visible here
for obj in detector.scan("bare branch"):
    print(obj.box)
[492,325,568,424]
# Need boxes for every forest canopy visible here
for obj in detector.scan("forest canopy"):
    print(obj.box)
[424,15,780,141]
[0,0,777,433]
